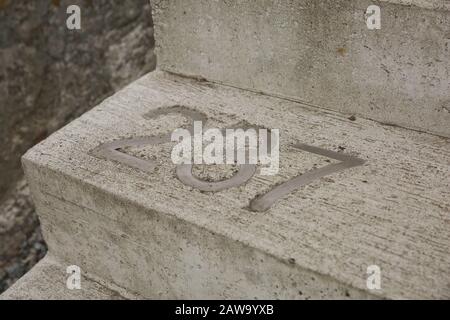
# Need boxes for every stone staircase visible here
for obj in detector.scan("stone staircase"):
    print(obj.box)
[2,0,449,299]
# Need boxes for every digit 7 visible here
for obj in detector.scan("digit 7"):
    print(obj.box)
[249,143,365,212]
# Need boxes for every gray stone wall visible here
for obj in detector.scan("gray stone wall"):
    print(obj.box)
[0,0,155,292]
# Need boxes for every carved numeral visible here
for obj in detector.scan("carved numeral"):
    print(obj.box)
[91,106,365,212]
[90,106,207,173]
[249,143,365,212]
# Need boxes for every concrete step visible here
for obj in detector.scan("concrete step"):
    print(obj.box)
[3,70,449,299]
[153,0,450,137]
[0,255,140,300]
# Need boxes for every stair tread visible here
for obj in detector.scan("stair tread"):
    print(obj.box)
[23,70,450,299]
[0,255,138,300]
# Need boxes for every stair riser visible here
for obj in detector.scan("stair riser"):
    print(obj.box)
[153,0,450,137]
[25,160,374,299]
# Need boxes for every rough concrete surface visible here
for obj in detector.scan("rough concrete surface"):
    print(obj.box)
[15,70,450,299]
[0,0,155,294]
[381,0,450,10]
[153,0,450,137]
[1,254,141,300]
[0,178,47,293]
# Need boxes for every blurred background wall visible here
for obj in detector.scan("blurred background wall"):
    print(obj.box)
[0,0,156,293]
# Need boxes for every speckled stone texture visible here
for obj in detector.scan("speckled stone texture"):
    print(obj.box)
[0,0,155,294]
